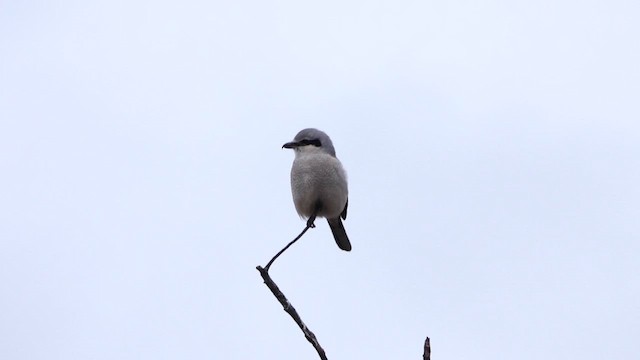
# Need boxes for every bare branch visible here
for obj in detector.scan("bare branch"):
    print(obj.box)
[256,265,328,360]
[257,223,327,359]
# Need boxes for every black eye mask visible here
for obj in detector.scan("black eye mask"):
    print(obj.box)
[299,139,322,147]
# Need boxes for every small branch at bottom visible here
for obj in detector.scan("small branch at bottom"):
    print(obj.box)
[423,337,431,360]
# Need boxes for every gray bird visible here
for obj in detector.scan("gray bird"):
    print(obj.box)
[282,128,351,251]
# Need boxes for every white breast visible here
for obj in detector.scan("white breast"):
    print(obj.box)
[290,152,348,219]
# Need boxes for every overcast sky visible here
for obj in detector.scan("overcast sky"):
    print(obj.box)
[1,1,639,359]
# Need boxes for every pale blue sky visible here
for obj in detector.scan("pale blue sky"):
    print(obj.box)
[1,1,639,359]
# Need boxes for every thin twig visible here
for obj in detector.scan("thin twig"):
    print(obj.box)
[264,224,312,271]
[256,265,328,359]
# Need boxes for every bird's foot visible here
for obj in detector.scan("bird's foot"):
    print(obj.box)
[307,216,316,229]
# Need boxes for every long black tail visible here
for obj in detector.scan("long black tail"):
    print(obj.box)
[327,218,351,251]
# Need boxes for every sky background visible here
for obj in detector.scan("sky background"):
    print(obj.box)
[1,1,639,359]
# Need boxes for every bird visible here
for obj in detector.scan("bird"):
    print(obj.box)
[282,128,351,251]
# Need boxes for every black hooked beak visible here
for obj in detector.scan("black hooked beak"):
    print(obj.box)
[282,141,300,149]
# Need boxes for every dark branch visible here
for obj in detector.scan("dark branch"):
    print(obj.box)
[423,337,431,360]
[256,265,328,360]
[257,223,327,359]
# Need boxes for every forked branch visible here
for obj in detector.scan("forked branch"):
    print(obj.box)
[257,224,327,359]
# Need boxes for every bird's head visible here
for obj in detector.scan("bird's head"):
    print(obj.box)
[282,128,337,157]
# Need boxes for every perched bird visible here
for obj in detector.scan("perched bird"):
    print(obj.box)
[282,128,351,251]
